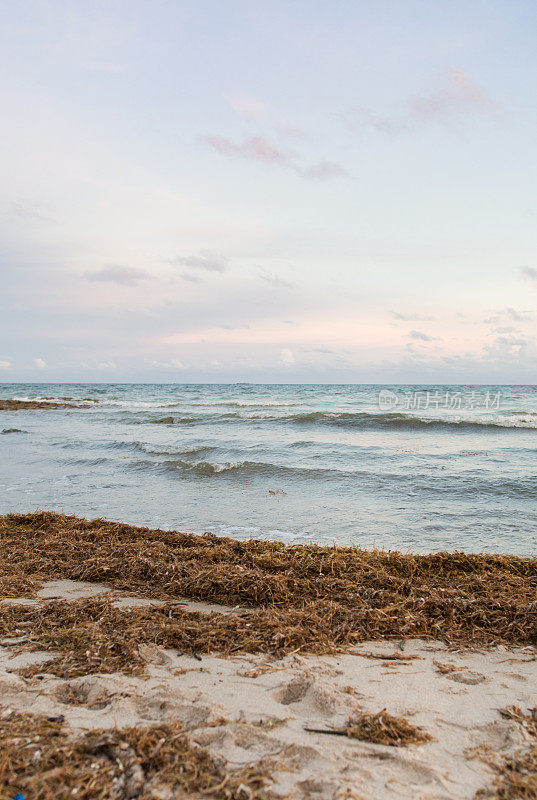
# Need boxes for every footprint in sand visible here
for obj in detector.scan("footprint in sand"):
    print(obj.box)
[274,674,341,716]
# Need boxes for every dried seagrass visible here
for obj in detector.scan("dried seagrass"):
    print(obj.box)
[305,710,433,747]
[0,712,270,800]
[1,511,536,654]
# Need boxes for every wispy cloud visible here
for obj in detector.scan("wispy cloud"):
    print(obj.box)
[259,272,295,289]
[224,92,270,125]
[300,160,347,180]
[392,311,434,321]
[304,346,341,355]
[179,272,204,283]
[521,266,537,283]
[202,135,347,181]
[84,266,151,286]
[484,332,537,361]
[204,135,296,169]
[492,326,519,334]
[172,252,228,273]
[148,359,186,369]
[351,68,495,135]
[11,200,54,223]
[484,307,536,324]
[411,68,494,121]
[33,357,46,368]
[408,330,439,342]
[505,307,535,322]
[0,360,11,368]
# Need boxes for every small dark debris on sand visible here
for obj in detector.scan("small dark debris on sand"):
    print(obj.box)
[305,709,433,747]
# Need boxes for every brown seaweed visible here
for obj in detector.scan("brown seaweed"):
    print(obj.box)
[305,709,433,746]
[1,511,536,652]
[0,712,270,800]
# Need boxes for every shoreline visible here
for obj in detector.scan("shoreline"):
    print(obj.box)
[1,512,537,798]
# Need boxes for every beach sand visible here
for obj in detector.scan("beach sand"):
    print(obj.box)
[2,578,537,799]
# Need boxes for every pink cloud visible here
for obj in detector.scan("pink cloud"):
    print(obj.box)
[224,92,270,125]
[205,135,295,168]
[410,68,494,120]
[350,68,495,135]
[203,135,347,181]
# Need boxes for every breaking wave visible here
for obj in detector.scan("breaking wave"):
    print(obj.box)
[126,457,537,498]
[280,411,537,430]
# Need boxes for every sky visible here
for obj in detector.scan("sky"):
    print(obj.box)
[1,0,537,383]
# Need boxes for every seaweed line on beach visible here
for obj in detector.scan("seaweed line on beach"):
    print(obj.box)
[1,511,537,654]
[1,598,353,678]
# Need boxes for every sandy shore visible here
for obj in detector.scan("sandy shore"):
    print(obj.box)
[2,512,537,798]
[2,577,537,799]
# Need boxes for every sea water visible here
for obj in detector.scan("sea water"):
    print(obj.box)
[1,383,536,553]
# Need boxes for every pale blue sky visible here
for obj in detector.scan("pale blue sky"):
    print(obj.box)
[1,0,536,382]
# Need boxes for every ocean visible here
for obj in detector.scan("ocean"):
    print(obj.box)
[1,383,536,553]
